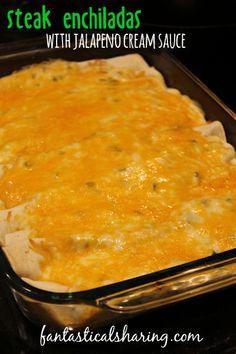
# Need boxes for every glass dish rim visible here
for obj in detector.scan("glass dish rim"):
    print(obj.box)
[2,247,236,305]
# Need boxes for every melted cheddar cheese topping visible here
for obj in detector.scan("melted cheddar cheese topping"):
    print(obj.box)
[1,58,236,291]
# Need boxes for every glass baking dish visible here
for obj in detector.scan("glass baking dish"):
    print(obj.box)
[1,37,236,330]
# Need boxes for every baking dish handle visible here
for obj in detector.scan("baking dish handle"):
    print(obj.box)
[97,259,236,314]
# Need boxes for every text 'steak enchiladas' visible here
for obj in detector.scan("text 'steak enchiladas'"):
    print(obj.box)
[0,54,236,295]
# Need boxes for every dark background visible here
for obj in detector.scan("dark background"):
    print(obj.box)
[0,0,236,111]
[0,1,236,353]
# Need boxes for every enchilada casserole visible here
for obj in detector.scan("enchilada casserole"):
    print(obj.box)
[0,54,236,300]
